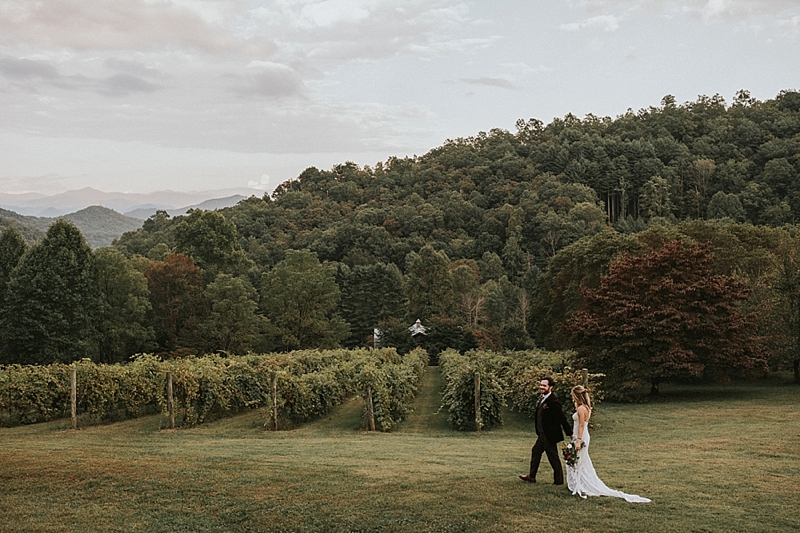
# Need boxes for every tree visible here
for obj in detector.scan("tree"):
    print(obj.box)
[739,182,776,225]
[639,176,675,219]
[565,240,768,397]
[114,210,175,257]
[773,239,800,382]
[483,276,520,328]
[374,317,417,354]
[339,262,407,347]
[534,210,574,258]
[173,209,253,280]
[0,226,28,306]
[707,191,746,222]
[450,260,485,328]
[143,253,206,353]
[690,158,716,217]
[502,215,524,280]
[531,230,643,349]
[1,220,100,364]
[477,251,505,282]
[95,248,154,363]
[260,250,348,350]
[405,245,455,322]
[483,275,531,349]
[422,316,477,356]
[202,274,263,354]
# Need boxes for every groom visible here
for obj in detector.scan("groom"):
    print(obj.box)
[519,377,573,485]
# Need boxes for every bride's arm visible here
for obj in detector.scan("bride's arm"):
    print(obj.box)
[575,405,588,447]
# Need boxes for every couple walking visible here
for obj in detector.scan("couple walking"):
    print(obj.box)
[519,377,650,503]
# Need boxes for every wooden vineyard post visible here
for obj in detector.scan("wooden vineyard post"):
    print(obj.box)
[582,368,589,388]
[270,371,278,431]
[474,372,481,432]
[366,386,376,432]
[166,370,175,429]
[70,367,77,430]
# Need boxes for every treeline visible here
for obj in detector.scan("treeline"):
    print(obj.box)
[1,90,800,392]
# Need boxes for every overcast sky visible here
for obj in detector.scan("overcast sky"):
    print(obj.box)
[1,0,798,195]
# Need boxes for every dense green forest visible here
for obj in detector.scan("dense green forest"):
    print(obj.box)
[2,90,800,392]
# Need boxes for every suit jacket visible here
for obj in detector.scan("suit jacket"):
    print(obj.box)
[535,393,572,444]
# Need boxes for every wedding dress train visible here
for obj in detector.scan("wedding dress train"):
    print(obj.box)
[566,412,651,503]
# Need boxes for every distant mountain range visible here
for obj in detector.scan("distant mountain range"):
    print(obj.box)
[0,187,266,248]
[0,187,267,218]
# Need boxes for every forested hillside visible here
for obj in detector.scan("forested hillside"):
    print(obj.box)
[3,90,800,391]
[0,208,46,243]
[119,89,800,268]
[0,205,142,248]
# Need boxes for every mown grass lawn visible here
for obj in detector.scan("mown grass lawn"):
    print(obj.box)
[1,369,798,533]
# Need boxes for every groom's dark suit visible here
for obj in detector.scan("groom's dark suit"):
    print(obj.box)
[528,393,572,484]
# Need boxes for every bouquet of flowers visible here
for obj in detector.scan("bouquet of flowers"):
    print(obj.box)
[562,440,580,467]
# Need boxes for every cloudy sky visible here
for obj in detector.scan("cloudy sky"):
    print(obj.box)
[1,0,798,195]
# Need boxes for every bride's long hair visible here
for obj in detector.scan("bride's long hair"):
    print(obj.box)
[571,385,592,410]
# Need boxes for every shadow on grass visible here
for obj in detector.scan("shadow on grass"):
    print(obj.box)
[613,373,799,404]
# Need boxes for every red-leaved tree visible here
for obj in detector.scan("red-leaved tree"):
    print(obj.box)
[144,253,206,354]
[564,240,768,396]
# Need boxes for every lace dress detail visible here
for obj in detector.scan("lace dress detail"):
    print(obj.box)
[566,412,651,503]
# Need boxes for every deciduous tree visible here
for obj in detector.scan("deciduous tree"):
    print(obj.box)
[95,248,154,363]
[260,250,348,350]
[174,209,253,280]
[143,253,206,353]
[202,273,263,354]
[405,245,455,322]
[565,240,768,396]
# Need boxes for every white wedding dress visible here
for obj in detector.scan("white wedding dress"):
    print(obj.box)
[566,412,651,503]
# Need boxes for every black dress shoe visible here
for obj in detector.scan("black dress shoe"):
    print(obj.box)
[553,481,564,485]
[519,475,536,483]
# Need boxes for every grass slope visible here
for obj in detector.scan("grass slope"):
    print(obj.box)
[1,370,798,533]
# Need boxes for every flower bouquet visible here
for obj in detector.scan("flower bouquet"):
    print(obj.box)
[562,440,580,467]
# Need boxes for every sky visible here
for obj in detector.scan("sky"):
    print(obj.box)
[0,0,799,196]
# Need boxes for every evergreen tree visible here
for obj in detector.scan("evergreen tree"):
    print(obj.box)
[478,251,505,282]
[1,220,100,364]
[0,225,28,306]
[639,176,675,219]
[339,262,407,347]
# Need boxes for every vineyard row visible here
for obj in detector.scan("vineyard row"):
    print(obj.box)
[439,349,604,431]
[0,348,428,432]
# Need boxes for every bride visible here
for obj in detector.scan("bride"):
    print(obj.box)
[566,385,651,503]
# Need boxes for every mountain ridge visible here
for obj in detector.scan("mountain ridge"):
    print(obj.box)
[0,205,142,248]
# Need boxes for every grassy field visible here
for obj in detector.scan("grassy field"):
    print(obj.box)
[1,368,799,533]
